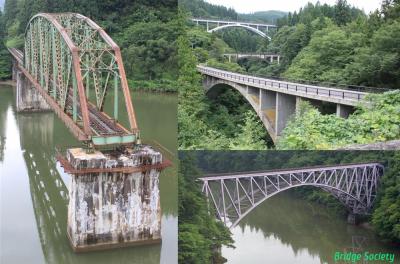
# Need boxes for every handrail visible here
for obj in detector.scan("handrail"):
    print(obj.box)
[191,18,277,28]
[199,65,389,94]
[198,66,388,103]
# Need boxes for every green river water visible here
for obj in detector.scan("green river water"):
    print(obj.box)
[0,85,177,264]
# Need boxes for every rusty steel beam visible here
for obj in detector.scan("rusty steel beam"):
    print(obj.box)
[18,64,89,141]
[15,13,140,147]
[25,13,91,135]
[57,153,171,175]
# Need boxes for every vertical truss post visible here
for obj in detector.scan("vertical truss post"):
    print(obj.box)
[220,179,226,225]
[114,74,119,120]
[72,69,77,122]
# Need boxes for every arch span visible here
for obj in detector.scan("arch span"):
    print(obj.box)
[205,79,277,143]
[200,163,384,228]
[208,24,271,40]
[23,13,138,143]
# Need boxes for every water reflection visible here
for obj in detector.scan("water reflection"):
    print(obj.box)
[0,86,177,264]
[223,191,400,264]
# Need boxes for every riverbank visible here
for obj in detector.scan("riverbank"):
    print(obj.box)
[0,80,15,86]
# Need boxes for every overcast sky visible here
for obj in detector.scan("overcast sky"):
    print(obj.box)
[205,0,382,14]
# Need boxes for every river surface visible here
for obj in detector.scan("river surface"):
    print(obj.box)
[222,191,400,264]
[0,85,177,264]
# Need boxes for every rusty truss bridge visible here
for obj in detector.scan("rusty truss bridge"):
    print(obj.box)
[200,163,384,228]
[9,13,138,148]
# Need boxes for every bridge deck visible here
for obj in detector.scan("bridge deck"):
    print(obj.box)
[198,66,381,106]
[199,162,383,180]
[9,48,135,146]
[191,18,277,28]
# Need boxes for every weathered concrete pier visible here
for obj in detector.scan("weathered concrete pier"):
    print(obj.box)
[8,13,171,253]
[59,146,168,252]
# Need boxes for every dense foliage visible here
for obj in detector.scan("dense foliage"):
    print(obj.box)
[178,9,271,150]
[179,0,237,20]
[0,11,10,80]
[180,0,400,151]
[278,91,400,149]
[239,11,287,24]
[178,154,234,263]
[372,152,400,242]
[0,0,179,91]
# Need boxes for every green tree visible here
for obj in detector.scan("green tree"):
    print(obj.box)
[334,0,352,26]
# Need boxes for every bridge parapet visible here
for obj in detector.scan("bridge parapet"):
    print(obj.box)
[200,163,384,228]
[199,65,369,105]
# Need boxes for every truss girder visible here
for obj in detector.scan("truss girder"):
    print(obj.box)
[200,163,384,228]
[23,13,138,142]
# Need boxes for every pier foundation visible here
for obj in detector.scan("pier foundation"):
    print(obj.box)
[63,146,165,252]
[16,70,50,112]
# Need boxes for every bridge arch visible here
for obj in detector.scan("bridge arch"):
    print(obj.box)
[23,13,138,142]
[200,163,383,228]
[228,183,366,228]
[205,79,277,142]
[209,24,271,40]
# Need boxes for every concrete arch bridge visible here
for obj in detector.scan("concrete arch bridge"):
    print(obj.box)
[200,163,384,228]
[199,66,387,143]
[191,18,277,40]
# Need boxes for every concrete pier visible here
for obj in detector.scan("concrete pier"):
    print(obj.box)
[276,93,296,136]
[337,104,353,118]
[63,146,165,252]
[16,70,50,112]
[347,213,358,225]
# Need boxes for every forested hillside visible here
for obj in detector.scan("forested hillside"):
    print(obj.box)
[178,0,400,150]
[0,0,179,92]
[239,10,287,23]
[180,0,237,20]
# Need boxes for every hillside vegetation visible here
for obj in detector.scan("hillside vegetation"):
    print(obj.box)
[179,0,400,150]
[0,0,179,92]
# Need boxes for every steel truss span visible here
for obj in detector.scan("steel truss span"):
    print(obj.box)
[199,163,384,228]
[19,13,138,146]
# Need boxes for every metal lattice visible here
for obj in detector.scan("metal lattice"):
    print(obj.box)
[200,163,384,228]
[20,13,138,146]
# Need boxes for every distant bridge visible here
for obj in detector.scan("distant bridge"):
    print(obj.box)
[191,18,277,40]
[200,163,384,228]
[198,66,383,143]
[223,53,281,63]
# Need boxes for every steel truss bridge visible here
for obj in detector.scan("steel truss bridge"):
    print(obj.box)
[200,163,384,228]
[191,18,277,40]
[9,13,138,147]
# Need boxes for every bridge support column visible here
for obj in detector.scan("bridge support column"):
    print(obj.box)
[347,213,359,225]
[276,93,296,136]
[16,70,50,112]
[66,146,163,252]
[260,90,277,131]
[336,104,353,118]
[12,61,18,81]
